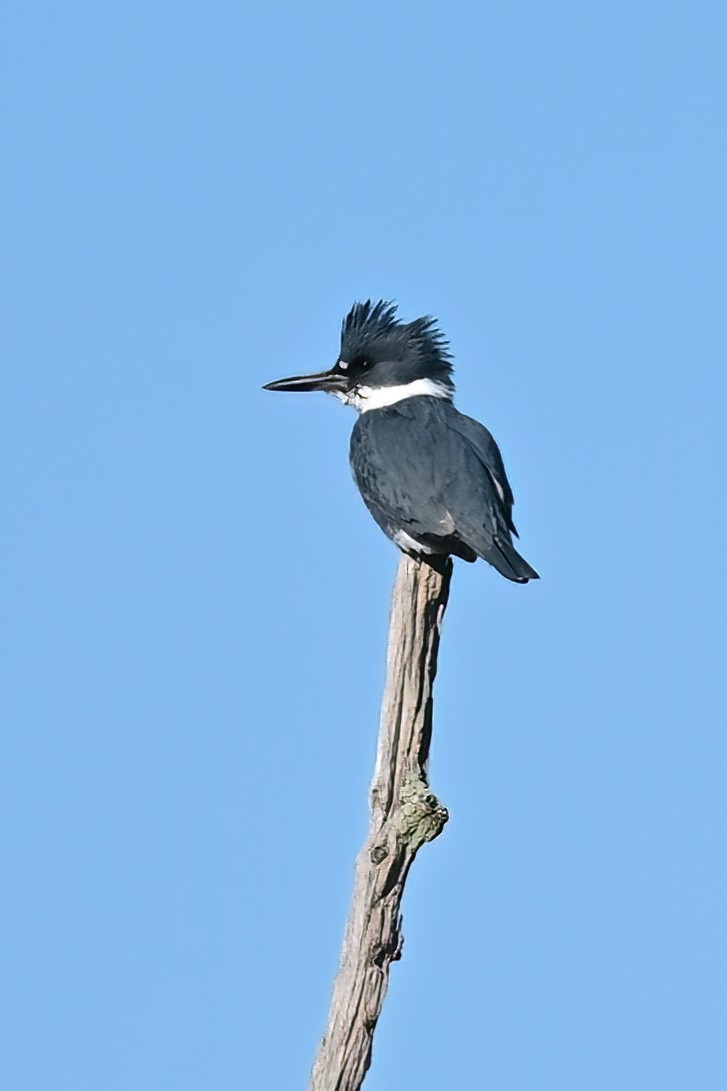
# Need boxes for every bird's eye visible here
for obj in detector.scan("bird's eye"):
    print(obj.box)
[351,354,372,371]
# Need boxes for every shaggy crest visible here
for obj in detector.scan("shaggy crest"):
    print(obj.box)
[340,300,455,391]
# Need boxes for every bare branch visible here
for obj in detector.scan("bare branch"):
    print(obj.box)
[310,554,453,1091]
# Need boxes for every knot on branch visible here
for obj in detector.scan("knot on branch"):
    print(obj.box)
[396,777,448,848]
[372,926,404,967]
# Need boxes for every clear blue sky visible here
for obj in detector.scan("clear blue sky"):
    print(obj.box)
[3,2,726,1088]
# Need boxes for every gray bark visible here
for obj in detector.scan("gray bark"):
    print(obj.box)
[310,554,453,1091]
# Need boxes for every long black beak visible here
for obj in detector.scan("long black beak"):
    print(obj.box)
[262,367,348,394]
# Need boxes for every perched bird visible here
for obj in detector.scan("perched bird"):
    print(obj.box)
[263,300,538,583]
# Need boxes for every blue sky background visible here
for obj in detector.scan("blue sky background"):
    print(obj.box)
[2,2,726,1088]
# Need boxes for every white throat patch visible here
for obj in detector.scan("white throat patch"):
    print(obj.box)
[333,377,452,413]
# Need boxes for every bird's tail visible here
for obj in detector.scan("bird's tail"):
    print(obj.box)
[481,537,540,583]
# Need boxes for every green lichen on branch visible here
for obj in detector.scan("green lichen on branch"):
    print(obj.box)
[396,777,448,847]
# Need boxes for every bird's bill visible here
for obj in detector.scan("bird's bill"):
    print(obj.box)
[262,367,348,394]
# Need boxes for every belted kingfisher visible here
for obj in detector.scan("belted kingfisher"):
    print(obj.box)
[263,300,538,583]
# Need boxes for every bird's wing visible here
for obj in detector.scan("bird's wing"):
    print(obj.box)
[445,410,518,534]
[434,405,540,580]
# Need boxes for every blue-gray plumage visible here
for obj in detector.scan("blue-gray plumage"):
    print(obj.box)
[263,300,538,583]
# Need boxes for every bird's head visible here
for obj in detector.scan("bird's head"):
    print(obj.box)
[263,300,454,411]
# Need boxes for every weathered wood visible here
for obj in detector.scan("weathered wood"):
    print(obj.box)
[310,554,453,1091]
